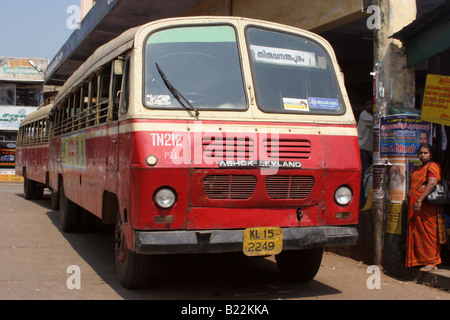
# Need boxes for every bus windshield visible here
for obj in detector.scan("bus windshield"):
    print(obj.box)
[144,25,246,111]
[247,27,345,115]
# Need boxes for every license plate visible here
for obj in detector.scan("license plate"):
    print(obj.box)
[243,227,283,256]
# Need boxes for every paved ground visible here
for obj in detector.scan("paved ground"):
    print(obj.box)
[0,182,449,302]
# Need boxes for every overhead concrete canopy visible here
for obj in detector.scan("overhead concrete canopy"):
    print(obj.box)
[45,0,199,85]
[46,0,445,85]
[393,0,450,67]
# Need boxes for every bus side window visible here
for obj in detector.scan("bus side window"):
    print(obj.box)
[99,65,112,124]
[23,125,28,144]
[89,75,100,127]
[37,120,42,143]
[120,57,131,114]
[72,90,81,132]
[110,59,124,121]
[43,119,48,142]
[55,108,61,136]
[62,99,69,134]
[80,82,90,129]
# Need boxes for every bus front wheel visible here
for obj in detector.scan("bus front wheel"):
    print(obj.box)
[114,213,152,289]
[276,248,323,283]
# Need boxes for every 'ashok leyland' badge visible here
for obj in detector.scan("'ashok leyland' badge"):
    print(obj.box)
[218,160,302,168]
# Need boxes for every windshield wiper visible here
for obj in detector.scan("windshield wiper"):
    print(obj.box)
[155,63,199,117]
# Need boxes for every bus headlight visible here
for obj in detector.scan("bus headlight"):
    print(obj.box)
[334,186,352,206]
[154,188,177,209]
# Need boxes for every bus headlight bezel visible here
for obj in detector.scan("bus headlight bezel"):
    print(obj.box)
[154,187,177,209]
[334,185,353,206]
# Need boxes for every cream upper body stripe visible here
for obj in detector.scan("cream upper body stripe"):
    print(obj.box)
[22,121,357,141]
[111,121,358,137]
[16,143,49,150]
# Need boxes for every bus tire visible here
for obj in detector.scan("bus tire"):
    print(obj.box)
[34,185,44,200]
[276,248,323,283]
[114,213,152,289]
[79,209,97,232]
[59,185,81,232]
[51,189,60,210]
[24,176,35,200]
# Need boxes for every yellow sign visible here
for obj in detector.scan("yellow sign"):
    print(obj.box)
[386,202,402,235]
[421,74,450,125]
[61,132,86,169]
[243,227,283,256]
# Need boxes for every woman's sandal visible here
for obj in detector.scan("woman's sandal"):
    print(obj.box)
[420,265,438,272]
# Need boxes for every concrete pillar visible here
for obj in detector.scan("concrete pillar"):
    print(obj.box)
[80,0,96,21]
[374,0,416,112]
[372,0,416,266]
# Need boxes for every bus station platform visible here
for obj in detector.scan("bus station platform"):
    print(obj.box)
[329,208,450,293]
[384,259,450,292]
[382,225,450,292]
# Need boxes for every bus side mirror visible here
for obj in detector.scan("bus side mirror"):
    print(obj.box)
[114,60,124,75]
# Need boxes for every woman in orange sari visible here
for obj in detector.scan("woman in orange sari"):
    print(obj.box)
[406,144,442,271]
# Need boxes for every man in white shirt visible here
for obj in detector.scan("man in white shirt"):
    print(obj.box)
[357,99,374,208]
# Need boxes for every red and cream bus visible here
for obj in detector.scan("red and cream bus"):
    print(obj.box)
[16,104,51,201]
[17,16,360,289]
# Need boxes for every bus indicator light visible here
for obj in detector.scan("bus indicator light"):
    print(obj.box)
[146,155,158,167]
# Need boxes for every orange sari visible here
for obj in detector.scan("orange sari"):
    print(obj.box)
[406,162,441,267]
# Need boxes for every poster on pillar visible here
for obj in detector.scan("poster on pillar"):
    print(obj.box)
[386,202,403,235]
[421,74,450,126]
[380,115,432,235]
[380,115,432,159]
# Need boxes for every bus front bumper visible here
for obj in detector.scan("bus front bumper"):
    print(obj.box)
[134,226,358,255]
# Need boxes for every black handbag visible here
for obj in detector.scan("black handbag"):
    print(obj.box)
[426,180,449,205]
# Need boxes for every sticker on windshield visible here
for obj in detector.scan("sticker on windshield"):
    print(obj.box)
[308,98,340,111]
[146,94,171,106]
[250,45,316,67]
[283,98,310,111]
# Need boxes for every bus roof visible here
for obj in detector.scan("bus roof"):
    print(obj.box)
[20,104,53,127]
[52,16,338,112]
[53,26,139,108]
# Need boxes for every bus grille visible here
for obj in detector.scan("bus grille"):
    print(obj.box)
[203,175,257,199]
[264,139,311,160]
[265,176,315,199]
[203,137,254,160]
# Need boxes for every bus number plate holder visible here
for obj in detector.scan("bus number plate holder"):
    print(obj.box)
[243,227,283,256]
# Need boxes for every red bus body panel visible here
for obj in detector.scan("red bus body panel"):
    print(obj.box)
[16,120,361,250]
[127,120,359,230]
[16,143,49,185]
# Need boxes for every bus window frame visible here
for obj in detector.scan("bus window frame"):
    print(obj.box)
[141,23,248,113]
[244,24,347,117]
[120,56,131,114]
[109,58,125,121]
